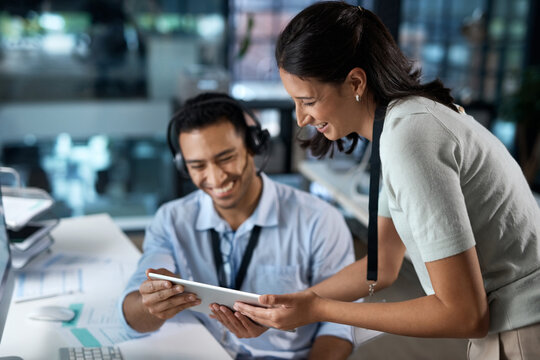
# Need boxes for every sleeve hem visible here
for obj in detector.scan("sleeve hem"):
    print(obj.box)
[420,233,476,263]
[315,322,355,343]
[117,288,152,339]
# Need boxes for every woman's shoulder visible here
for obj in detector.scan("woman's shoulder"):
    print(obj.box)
[381,97,461,158]
[384,96,456,134]
[386,96,437,119]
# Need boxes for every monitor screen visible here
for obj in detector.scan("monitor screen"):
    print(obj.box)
[0,186,15,343]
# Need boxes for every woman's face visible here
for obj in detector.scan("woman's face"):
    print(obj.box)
[279,68,364,140]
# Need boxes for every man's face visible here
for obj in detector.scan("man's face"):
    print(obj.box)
[179,120,257,212]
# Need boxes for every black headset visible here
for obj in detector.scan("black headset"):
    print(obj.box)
[166,96,271,178]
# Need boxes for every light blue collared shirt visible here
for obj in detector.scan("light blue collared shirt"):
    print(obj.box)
[118,173,355,359]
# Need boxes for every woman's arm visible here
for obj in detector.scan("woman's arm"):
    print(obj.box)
[310,216,406,301]
[317,246,489,337]
[236,246,489,338]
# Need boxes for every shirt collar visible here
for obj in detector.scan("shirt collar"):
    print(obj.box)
[195,173,279,234]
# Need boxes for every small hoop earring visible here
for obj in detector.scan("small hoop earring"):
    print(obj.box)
[355,94,361,102]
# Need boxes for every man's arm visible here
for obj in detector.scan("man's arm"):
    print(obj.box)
[122,268,201,333]
[123,290,166,333]
[308,336,353,360]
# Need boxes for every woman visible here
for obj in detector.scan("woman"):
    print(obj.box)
[234,2,540,359]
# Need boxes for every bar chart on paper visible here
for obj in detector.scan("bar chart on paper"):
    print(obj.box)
[14,268,83,302]
[14,251,129,303]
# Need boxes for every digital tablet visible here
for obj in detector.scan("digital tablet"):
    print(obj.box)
[147,273,264,315]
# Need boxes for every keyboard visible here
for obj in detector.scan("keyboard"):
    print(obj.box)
[59,346,123,360]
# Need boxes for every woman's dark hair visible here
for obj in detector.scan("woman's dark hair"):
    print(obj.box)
[276,1,458,157]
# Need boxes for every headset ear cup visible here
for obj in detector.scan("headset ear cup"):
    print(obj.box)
[259,129,271,153]
[173,152,189,178]
[247,126,271,155]
[167,118,189,177]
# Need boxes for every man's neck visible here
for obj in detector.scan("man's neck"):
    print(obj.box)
[219,175,263,231]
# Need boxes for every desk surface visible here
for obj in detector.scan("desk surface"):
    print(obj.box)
[0,214,231,360]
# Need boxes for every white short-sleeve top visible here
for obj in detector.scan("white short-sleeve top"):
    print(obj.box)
[378,96,540,333]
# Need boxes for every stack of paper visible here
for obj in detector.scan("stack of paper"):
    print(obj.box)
[10,235,54,269]
[3,195,54,231]
[2,183,57,269]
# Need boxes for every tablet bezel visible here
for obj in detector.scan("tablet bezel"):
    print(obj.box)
[147,273,263,315]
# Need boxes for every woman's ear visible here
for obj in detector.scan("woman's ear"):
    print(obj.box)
[347,67,367,97]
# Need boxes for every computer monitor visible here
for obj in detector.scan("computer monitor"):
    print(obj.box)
[0,186,19,359]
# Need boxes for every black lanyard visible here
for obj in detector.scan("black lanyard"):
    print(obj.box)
[209,226,262,290]
[367,105,387,284]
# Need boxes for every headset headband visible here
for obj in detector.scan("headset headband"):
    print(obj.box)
[166,96,271,177]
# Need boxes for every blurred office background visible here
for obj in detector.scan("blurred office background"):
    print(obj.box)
[0,0,538,230]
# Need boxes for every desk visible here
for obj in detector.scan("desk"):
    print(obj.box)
[0,214,232,360]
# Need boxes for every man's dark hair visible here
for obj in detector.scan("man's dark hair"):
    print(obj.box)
[276,1,458,157]
[170,92,249,150]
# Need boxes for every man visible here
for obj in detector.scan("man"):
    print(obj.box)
[119,92,355,359]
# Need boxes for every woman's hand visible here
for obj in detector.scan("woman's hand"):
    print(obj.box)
[209,304,268,338]
[234,290,324,331]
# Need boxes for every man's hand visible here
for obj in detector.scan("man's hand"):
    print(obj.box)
[209,303,268,338]
[140,268,201,320]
